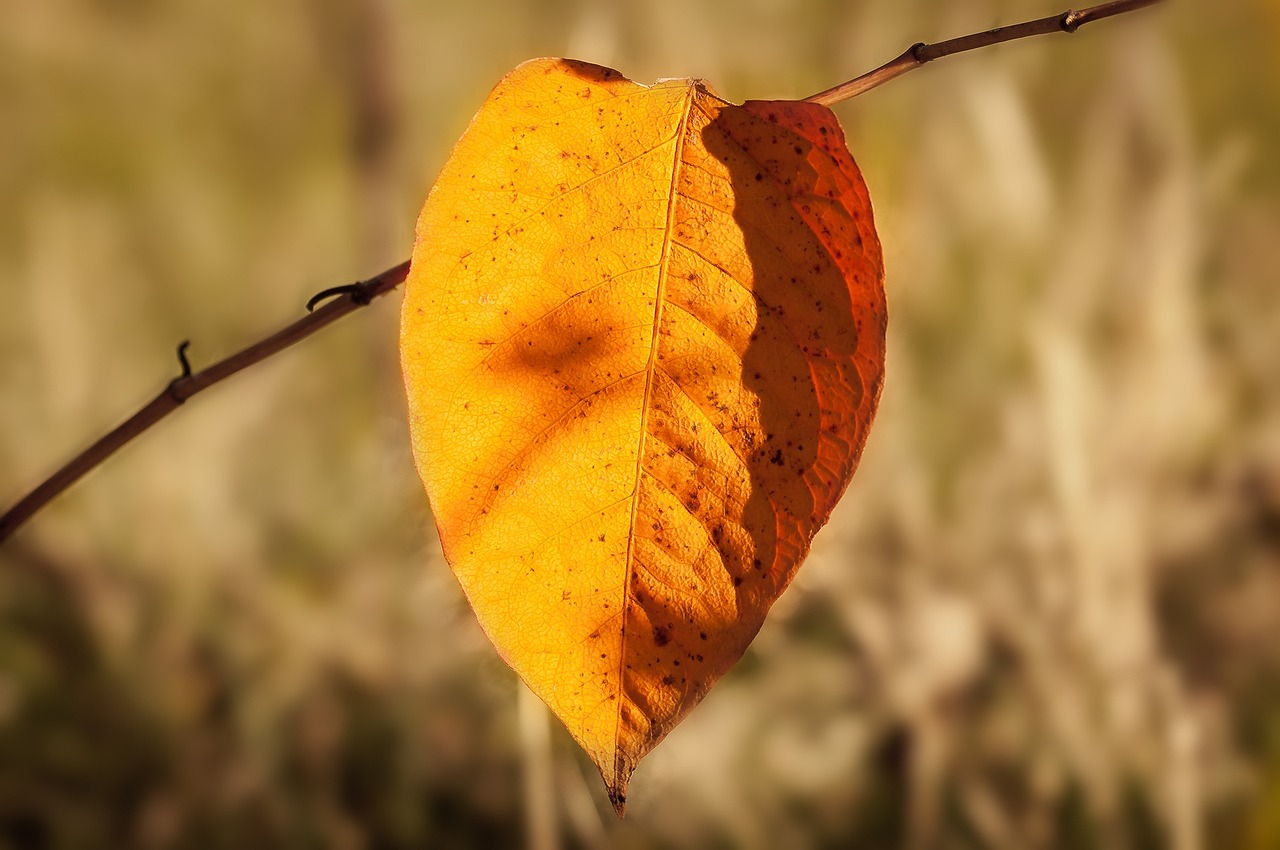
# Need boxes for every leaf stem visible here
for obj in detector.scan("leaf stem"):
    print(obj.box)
[0,260,410,543]
[804,0,1165,106]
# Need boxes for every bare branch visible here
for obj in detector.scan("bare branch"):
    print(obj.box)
[0,260,410,543]
[0,0,1167,545]
[804,0,1165,107]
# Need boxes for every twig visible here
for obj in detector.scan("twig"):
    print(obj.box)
[0,260,410,543]
[0,0,1165,545]
[804,0,1164,106]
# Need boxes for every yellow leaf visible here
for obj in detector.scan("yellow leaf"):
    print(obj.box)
[400,58,885,814]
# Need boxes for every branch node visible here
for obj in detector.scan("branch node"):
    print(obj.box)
[166,340,194,404]
[908,42,929,64]
[307,280,374,312]
[1060,11,1082,33]
[351,279,375,307]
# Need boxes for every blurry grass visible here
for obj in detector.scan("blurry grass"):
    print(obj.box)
[1,0,1278,848]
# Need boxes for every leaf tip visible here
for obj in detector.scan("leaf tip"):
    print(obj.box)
[604,753,632,818]
[607,784,627,818]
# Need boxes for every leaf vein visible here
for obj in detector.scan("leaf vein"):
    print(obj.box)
[442,135,680,283]
[471,369,646,516]
[465,263,660,376]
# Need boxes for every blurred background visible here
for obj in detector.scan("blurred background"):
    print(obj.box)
[1,0,1276,847]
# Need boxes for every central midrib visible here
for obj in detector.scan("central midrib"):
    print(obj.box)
[613,82,697,780]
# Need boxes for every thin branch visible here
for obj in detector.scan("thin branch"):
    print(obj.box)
[0,260,410,543]
[804,0,1165,106]
[0,0,1165,544]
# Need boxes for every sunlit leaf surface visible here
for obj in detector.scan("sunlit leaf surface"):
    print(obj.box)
[400,58,885,813]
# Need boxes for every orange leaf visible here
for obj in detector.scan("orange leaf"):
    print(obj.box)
[400,58,885,814]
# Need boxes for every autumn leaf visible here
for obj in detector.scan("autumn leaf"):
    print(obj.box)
[400,57,885,815]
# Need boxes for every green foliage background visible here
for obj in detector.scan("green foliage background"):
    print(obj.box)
[1,1,1278,847]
